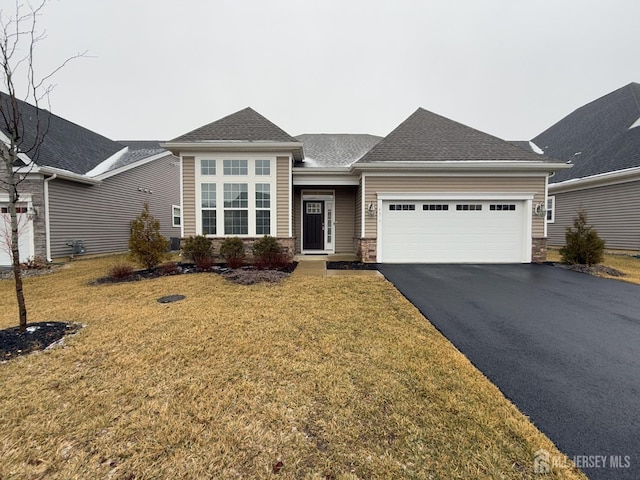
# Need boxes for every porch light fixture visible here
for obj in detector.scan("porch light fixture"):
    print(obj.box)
[367,202,377,217]
[534,203,546,218]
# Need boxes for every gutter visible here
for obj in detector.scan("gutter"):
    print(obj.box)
[44,174,57,262]
[38,166,101,185]
[350,161,573,172]
[549,165,640,193]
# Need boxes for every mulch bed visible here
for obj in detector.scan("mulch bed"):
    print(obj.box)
[326,261,379,271]
[0,322,82,361]
[552,262,625,277]
[93,262,298,285]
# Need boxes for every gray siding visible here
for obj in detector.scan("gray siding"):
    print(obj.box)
[182,156,196,237]
[49,154,180,259]
[548,180,640,250]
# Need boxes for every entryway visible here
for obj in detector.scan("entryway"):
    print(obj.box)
[301,191,334,253]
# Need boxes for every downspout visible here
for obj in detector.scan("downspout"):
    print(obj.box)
[44,174,57,262]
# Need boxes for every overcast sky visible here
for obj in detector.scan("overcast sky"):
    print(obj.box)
[7,0,640,142]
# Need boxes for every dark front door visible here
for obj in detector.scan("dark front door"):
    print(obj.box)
[303,200,324,250]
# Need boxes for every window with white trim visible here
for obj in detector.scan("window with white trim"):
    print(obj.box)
[255,183,271,235]
[255,160,271,176]
[547,196,555,223]
[201,159,216,175]
[223,159,248,175]
[201,184,216,234]
[172,205,181,227]
[224,183,248,234]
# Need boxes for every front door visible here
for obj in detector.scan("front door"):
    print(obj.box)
[303,200,324,250]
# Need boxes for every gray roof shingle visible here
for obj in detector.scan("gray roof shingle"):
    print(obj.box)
[110,141,168,171]
[295,134,382,167]
[533,82,640,183]
[169,107,299,143]
[357,108,557,164]
[0,92,124,174]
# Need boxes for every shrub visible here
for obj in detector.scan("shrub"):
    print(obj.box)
[158,262,179,275]
[182,235,214,267]
[252,235,289,270]
[129,202,169,269]
[560,210,605,266]
[108,263,135,280]
[220,237,245,268]
[20,256,50,270]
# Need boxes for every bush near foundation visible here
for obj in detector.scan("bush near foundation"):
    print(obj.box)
[560,210,605,266]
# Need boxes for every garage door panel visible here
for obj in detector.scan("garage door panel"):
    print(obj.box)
[380,200,527,263]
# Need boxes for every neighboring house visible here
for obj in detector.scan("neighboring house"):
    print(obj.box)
[533,82,640,251]
[0,94,181,265]
[163,107,568,263]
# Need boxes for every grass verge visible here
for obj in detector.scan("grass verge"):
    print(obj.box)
[548,249,640,284]
[0,256,585,479]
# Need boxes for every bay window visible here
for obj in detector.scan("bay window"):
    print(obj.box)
[224,183,248,234]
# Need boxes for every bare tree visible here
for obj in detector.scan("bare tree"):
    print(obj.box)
[0,1,85,331]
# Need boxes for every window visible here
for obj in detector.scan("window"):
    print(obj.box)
[0,206,27,214]
[547,196,555,223]
[489,204,516,211]
[306,202,322,214]
[224,183,248,234]
[389,204,416,211]
[423,204,449,211]
[456,204,482,211]
[255,160,271,176]
[223,159,248,175]
[200,159,216,175]
[255,184,271,234]
[172,205,181,227]
[201,184,216,234]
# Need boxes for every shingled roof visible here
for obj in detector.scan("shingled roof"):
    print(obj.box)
[533,82,640,183]
[0,92,124,174]
[295,134,382,167]
[357,108,556,164]
[169,107,299,143]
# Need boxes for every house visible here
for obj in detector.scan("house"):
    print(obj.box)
[0,94,181,265]
[534,82,640,251]
[162,107,569,263]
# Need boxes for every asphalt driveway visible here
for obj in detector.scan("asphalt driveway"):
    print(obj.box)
[378,264,640,480]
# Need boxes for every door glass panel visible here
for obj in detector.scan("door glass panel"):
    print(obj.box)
[326,206,332,244]
[306,202,322,214]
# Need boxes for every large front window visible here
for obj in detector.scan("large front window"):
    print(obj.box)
[255,183,271,234]
[201,183,216,234]
[224,183,248,234]
[223,159,248,176]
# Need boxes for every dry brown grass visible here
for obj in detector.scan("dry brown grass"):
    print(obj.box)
[0,256,585,479]
[548,249,640,284]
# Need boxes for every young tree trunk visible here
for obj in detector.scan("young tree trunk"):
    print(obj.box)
[8,179,27,331]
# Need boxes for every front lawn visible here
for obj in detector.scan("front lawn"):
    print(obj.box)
[0,256,584,479]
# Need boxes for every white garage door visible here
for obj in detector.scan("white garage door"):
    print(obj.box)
[0,206,34,266]
[379,200,528,263]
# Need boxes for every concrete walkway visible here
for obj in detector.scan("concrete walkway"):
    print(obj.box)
[292,254,382,278]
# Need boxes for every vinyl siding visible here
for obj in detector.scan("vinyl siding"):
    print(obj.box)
[49,154,181,259]
[294,189,302,252]
[548,180,640,250]
[276,156,290,237]
[335,186,356,253]
[363,176,546,238]
[182,156,196,236]
[355,177,362,239]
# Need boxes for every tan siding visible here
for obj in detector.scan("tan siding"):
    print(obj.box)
[354,178,362,240]
[334,187,356,253]
[293,189,301,252]
[182,156,196,237]
[548,180,640,249]
[363,176,546,238]
[49,154,181,259]
[276,157,290,237]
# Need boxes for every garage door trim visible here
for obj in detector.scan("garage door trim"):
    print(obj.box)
[376,192,535,263]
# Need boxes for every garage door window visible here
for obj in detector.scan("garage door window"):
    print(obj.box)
[389,204,415,211]
[423,204,449,211]
[489,204,516,211]
[456,204,482,211]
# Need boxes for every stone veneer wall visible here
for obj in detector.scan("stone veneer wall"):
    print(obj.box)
[354,238,377,263]
[531,237,548,263]
[181,237,295,261]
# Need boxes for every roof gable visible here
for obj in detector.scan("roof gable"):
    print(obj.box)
[0,92,124,174]
[534,82,640,183]
[169,107,298,143]
[357,108,555,164]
